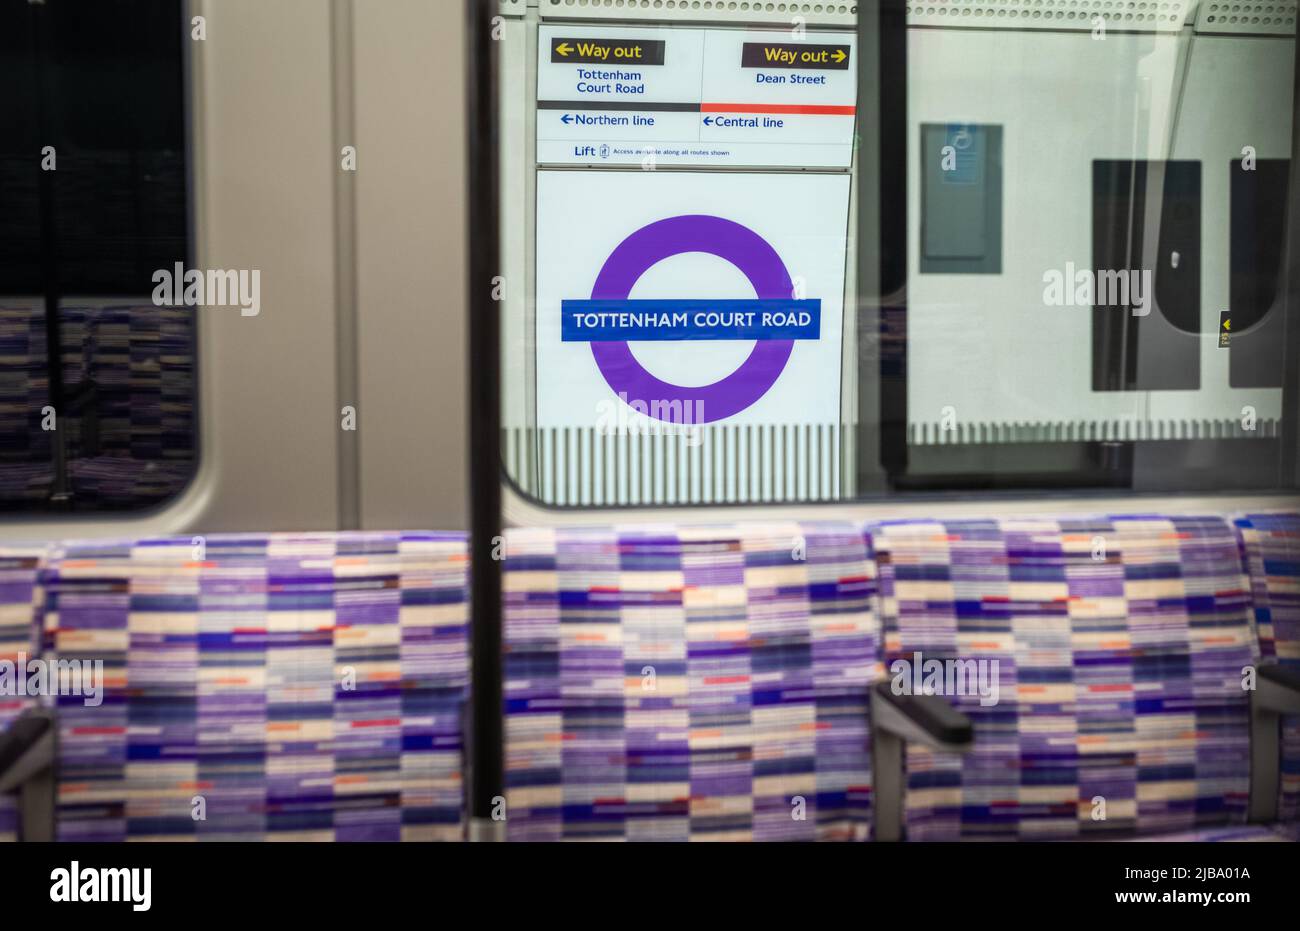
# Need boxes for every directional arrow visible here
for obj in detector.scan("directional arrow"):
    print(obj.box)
[555,42,573,57]
[703,116,713,126]
[561,114,573,124]
[740,42,851,71]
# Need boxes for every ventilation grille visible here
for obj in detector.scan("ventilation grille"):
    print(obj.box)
[504,424,851,506]
[538,0,858,28]
[1194,0,1297,34]
[905,0,1192,32]
[908,417,1282,444]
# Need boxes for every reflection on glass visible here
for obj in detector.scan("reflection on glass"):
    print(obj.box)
[499,6,1299,506]
[0,0,194,514]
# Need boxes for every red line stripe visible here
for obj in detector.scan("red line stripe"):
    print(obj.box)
[701,103,856,115]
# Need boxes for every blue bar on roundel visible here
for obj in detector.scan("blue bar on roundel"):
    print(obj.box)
[561,298,821,341]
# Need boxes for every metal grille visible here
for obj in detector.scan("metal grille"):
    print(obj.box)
[537,0,858,28]
[908,416,1284,444]
[904,0,1192,32]
[504,423,851,505]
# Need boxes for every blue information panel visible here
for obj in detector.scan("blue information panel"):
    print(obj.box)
[561,298,821,341]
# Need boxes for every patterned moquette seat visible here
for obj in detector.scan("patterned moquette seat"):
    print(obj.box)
[869,515,1256,840]
[0,545,47,842]
[1233,512,1300,822]
[502,521,882,841]
[39,532,468,841]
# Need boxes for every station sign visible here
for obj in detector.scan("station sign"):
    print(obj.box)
[536,24,858,169]
[535,170,850,430]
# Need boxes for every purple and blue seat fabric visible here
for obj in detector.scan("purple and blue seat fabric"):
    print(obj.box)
[868,515,1259,841]
[38,531,468,841]
[1233,512,1300,823]
[502,521,882,841]
[0,546,46,842]
[1125,823,1300,842]
[2,511,1297,843]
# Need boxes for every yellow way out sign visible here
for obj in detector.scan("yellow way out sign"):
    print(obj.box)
[740,42,850,70]
[551,37,666,65]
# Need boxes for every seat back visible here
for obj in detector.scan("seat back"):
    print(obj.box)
[869,515,1256,840]
[1233,512,1300,822]
[40,532,468,841]
[503,521,881,841]
[0,545,47,842]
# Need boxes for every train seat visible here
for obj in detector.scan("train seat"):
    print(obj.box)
[1123,823,1300,842]
[35,531,468,841]
[1233,512,1300,823]
[0,546,47,842]
[869,515,1267,841]
[2,512,1296,843]
[502,521,882,840]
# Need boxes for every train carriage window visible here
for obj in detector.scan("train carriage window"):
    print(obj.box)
[495,3,1300,506]
[0,0,194,514]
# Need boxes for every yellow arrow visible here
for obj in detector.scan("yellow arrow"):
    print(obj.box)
[1223,318,1231,331]
[555,42,573,56]
[832,49,847,63]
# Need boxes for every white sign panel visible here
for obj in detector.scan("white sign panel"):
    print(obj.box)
[535,170,850,432]
[536,24,857,168]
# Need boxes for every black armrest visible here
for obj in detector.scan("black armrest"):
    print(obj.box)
[1257,664,1300,715]
[872,681,974,750]
[0,708,55,794]
[870,681,975,840]
[1248,664,1300,823]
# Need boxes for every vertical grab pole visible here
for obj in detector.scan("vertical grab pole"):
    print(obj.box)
[465,0,506,841]
[30,1,71,506]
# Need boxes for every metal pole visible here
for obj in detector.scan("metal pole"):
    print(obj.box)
[464,0,505,841]
[29,1,71,506]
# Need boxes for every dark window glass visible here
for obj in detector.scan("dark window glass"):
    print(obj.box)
[0,0,194,514]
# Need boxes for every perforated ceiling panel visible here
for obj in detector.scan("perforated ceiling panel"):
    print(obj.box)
[537,0,858,29]
[1194,0,1297,34]
[905,0,1193,33]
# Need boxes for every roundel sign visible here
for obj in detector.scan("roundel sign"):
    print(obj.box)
[561,214,822,423]
[536,170,849,432]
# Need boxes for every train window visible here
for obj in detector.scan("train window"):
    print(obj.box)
[0,0,194,514]
[495,3,1300,507]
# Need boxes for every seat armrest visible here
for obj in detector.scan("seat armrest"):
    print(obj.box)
[1249,664,1300,824]
[1257,664,1300,715]
[872,681,974,752]
[870,682,975,841]
[0,707,56,794]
